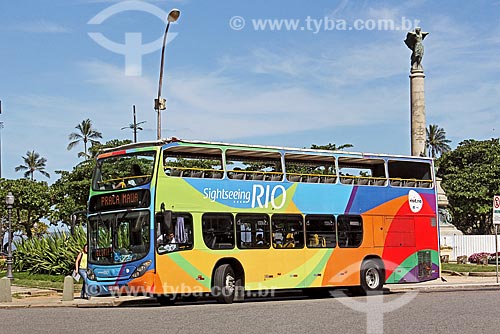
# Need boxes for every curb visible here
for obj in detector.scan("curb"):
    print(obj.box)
[388,283,500,293]
[468,272,499,277]
[2,283,500,308]
[0,299,119,309]
[441,270,499,277]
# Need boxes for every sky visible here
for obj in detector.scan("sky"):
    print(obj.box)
[0,0,499,184]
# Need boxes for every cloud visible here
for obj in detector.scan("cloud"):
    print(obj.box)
[12,20,70,33]
[75,8,500,150]
[80,60,156,97]
[163,71,408,142]
[220,48,314,79]
[75,56,409,144]
[220,42,409,91]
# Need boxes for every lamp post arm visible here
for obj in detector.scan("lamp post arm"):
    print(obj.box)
[156,21,171,140]
[157,22,171,101]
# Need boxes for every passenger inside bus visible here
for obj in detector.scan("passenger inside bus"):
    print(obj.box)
[158,232,177,252]
[112,164,146,189]
[255,234,265,246]
[127,164,145,186]
[308,234,326,247]
[157,215,192,253]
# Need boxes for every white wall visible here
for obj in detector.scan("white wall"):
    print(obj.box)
[441,234,500,260]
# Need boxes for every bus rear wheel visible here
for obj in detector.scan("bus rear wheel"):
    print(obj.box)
[359,259,384,295]
[213,264,236,304]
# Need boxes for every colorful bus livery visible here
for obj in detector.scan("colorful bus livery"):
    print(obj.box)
[86,138,439,303]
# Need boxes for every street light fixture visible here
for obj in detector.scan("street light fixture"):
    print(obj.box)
[155,8,181,140]
[5,192,14,280]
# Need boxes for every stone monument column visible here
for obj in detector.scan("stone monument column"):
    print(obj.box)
[404,27,429,156]
[410,68,426,156]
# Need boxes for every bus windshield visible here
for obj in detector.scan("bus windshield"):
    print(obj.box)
[93,151,156,191]
[88,210,150,265]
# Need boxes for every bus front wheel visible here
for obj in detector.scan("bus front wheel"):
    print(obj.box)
[359,259,384,295]
[213,264,236,304]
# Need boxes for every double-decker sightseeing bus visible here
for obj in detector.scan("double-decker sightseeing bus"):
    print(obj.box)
[86,138,439,303]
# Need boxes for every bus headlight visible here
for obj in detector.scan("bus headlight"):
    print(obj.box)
[87,268,96,281]
[131,260,152,278]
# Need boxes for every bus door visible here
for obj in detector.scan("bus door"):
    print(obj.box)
[268,214,305,289]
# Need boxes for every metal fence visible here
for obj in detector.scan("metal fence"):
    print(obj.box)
[440,234,500,261]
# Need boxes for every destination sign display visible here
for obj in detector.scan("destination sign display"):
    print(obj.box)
[89,190,150,212]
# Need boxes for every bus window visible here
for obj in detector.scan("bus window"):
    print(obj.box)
[157,212,194,254]
[163,147,223,179]
[337,215,363,248]
[226,149,283,181]
[202,213,235,249]
[338,157,386,186]
[236,214,271,249]
[89,217,113,264]
[271,214,304,248]
[88,210,150,264]
[93,151,155,190]
[284,153,336,183]
[305,215,336,248]
[387,160,432,188]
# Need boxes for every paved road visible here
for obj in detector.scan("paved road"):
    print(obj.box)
[1,289,499,334]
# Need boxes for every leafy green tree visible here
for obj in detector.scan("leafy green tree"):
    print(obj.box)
[426,124,451,158]
[0,178,51,239]
[310,143,353,151]
[67,119,103,159]
[438,139,500,234]
[284,143,354,174]
[50,139,132,230]
[14,150,50,180]
[49,160,95,230]
[88,139,132,158]
[168,157,221,170]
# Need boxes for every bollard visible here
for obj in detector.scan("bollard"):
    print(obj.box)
[62,275,74,301]
[0,277,12,303]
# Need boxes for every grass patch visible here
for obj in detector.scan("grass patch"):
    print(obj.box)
[0,270,82,291]
[442,263,498,273]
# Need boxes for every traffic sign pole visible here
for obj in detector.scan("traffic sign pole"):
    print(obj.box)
[493,196,500,283]
[495,225,499,284]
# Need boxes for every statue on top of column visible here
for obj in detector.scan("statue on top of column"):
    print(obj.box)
[404,27,429,71]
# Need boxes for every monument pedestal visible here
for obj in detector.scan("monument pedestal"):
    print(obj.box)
[410,68,426,157]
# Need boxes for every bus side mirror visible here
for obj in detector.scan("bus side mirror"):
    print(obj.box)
[156,210,173,232]
[163,210,172,230]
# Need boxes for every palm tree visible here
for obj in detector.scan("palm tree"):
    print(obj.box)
[121,121,146,143]
[426,124,451,158]
[121,105,146,143]
[67,119,103,159]
[15,150,50,180]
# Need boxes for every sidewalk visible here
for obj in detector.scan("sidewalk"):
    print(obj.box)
[1,285,152,308]
[387,273,500,293]
[1,273,499,308]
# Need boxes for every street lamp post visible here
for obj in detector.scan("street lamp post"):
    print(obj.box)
[0,121,4,179]
[5,192,14,280]
[155,8,181,140]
